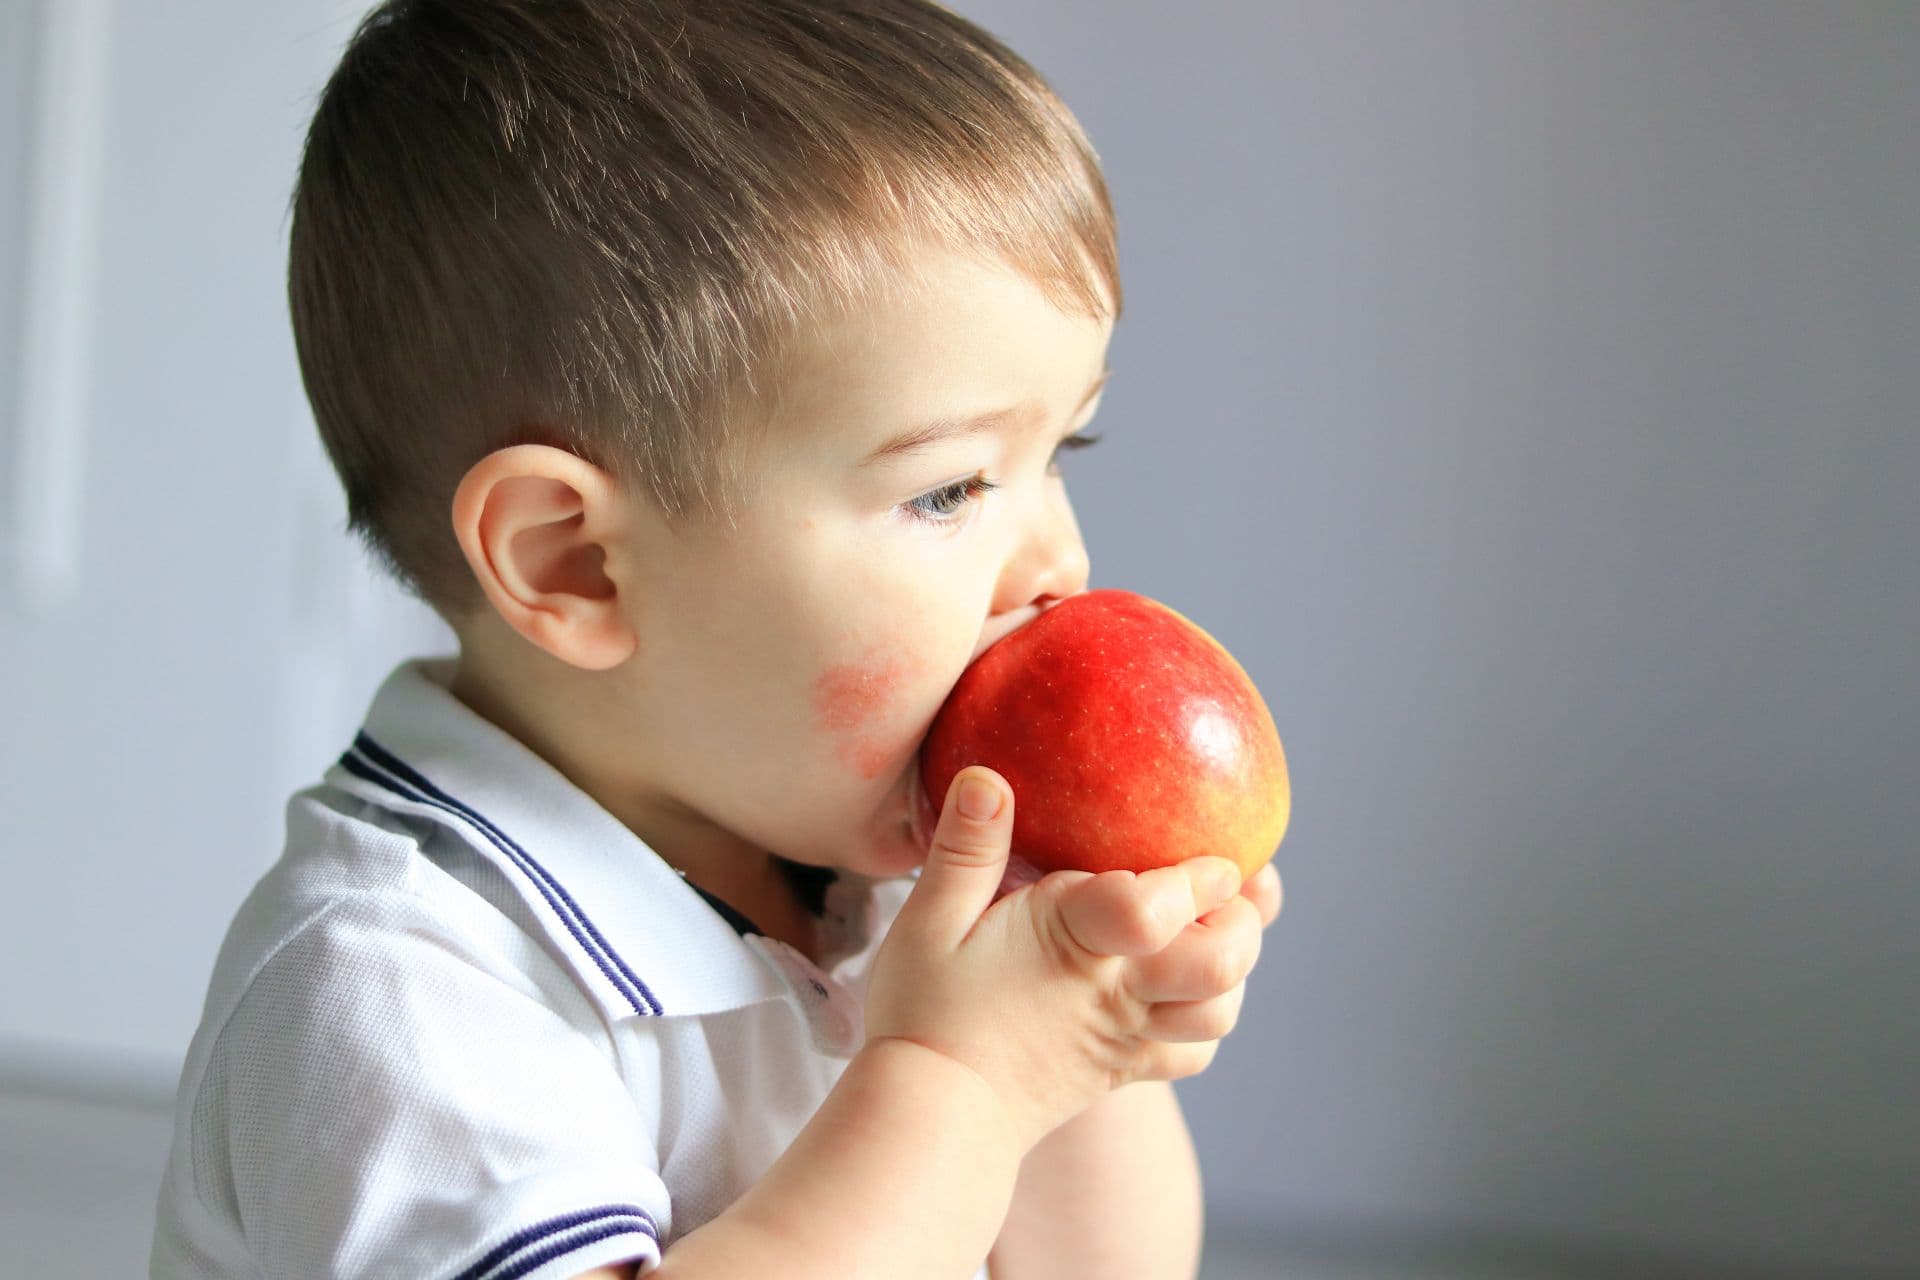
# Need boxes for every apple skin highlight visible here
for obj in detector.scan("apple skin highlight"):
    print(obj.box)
[919,589,1291,881]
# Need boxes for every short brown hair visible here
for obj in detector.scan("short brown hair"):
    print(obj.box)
[288,0,1123,621]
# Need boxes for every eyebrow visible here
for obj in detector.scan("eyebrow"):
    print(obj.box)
[858,366,1111,468]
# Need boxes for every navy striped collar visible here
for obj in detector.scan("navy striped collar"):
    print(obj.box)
[325,656,833,1021]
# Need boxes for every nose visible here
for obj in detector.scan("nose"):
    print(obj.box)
[986,482,1092,633]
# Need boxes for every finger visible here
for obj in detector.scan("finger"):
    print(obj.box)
[1124,895,1263,1003]
[1242,864,1283,928]
[893,766,1013,947]
[1139,856,1244,919]
[1143,983,1247,1044]
[1051,871,1167,958]
[1054,857,1240,958]
[1131,1038,1221,1085]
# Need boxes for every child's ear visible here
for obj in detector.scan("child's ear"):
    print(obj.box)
[450,444,640,671]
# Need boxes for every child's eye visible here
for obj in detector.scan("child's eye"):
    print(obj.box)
[899,431,1105,527]
[902,475,998,524]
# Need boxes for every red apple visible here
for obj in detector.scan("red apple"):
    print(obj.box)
[919,588,1291,883]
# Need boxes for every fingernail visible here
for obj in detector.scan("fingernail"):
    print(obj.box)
[958,774,1002,820]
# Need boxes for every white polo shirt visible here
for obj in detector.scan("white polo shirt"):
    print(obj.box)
[150,655,991,1280]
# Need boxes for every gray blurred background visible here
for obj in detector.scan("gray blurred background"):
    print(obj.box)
[1,1,1915,1277]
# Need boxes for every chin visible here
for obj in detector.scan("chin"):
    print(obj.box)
[849,768,934,880]
[855,809,932,880]
[802,759,930,883]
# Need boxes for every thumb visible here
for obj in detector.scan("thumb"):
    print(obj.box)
[900,766,1014,944]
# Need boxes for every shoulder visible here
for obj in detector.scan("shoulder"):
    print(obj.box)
[161,890,672,1276]
[189,782,521,1037]
[182,783,621,1125]
[158,862,675,1270]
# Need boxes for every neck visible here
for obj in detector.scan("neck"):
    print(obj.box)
[449,634,811,955]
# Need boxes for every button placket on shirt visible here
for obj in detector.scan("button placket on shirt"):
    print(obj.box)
[748,935,862,1058]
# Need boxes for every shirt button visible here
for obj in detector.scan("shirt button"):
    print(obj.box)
[763,939,859,1057]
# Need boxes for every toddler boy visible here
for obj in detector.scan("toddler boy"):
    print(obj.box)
[150,2,1281,1276]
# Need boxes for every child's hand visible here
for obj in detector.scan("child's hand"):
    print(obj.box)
[864,766,1264,1152]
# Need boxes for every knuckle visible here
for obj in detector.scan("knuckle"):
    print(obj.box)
[1164,1000,1233,1043]
[1177,1041,1220,1079]
[1198,1003,1238,1041]
[1115,887,1169,947]
[1216,893,1260,930]
[932,830,1001,865]
[1197,943,1240,995]
[1133,904,1174,948]
[1216,898,1262,949]
[1151,876,1203,933]
[1142,1037,1204,1082]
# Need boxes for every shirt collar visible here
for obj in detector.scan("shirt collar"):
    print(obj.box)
[325,655,824,1023]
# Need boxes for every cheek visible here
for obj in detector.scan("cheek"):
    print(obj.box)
[810,642,929,781]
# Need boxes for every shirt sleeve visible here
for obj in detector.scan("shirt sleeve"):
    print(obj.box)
[194,892,670,1280]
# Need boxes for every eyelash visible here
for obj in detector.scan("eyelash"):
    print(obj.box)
[901,431,1105,526]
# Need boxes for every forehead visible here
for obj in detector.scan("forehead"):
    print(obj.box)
[764,250,1113,444]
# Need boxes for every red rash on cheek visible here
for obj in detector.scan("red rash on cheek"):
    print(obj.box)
[811,648,918,781]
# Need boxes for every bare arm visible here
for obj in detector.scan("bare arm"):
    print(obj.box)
[648,1036,1024,1280]
[608,771,1266,1280]
[985,1080,1203,1280]
[572,1079,1183,1280]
